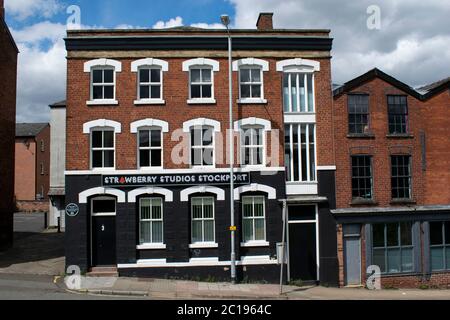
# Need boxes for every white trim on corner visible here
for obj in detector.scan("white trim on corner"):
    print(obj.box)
[317,165,337,171]
[182,58,219,72]
[130,119,169,133]
[84,58,122,73]
[232,58,269,72]
[83,119,122,134]
[188,242,219,249]
[65,167,286,176]
[136,244,167,250]
[180,185,225,202]
[128,187,173,203]
[79,187,126,204]
[131,58,169,72]
[233,183,276,200]
[182,118,221,133]
[276,58,320,72]
[233,117,271,131]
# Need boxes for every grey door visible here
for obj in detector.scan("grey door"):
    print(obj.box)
[344,236,361,286]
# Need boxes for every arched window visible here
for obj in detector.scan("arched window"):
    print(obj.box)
[131,58,168,104]
[84,58,122,105]
[182,58,219,104]
[232,58,269,104]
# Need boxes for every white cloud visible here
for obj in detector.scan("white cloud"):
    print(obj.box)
[152,16,183,29]
[5,0,62,21]
[191,22,225,29]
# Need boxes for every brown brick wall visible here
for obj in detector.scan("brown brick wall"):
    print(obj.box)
[66,56,332,170]
[0,16,18,249]
[15,139,37,201]
[35,126,51,200]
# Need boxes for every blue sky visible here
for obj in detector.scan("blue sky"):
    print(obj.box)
[4,0,450,123]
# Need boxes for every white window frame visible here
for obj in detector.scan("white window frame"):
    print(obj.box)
[283,73,316,113]
[188,66,214,103]
[241,195,267,244]
[136,66,163,103]
[90,128,116,170]
[232,58,269,104]
[84,59,121,106]
[182,58,219,104]
[137,127,163,170]
[189,125,215,168]
[240,125,265,167]
[131,58,168,105]
[190,196,216,245]
[139,197,164,246]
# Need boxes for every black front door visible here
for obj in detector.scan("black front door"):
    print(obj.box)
[92,216,116,266]
[289,223,317,282]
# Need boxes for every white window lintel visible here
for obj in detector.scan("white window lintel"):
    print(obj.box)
[79,187,125,204]
[128,187,173,203]
[182,118,221,133]
[130,119,169,133]
[276,58,320,72]
[180,186,225,202]
[232,58,269,72]
[84,58,122,73]
[233,183,276,200]
[131,58,169,72]
[83,119,122,134]
[234,117,271,132]
[182,58,219,72]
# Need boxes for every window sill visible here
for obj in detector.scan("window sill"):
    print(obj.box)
[240,241,270,247]
[386,134,414,139]
[134,99,165,105]
[350,199,378,206]
[138,167,163,171]
[137,244,166,250]
[189,243,218,249]
[86,100,119,106]
[237,98,268,105]
[187,98,216,105]
[90,167,116,172]
[347,133,375,139]
[390,199,416,205]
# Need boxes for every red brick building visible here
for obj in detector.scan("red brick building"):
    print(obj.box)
[333,68,450,288]
[0,0,18,250]
[64,13,338,284]
[15,123,51,211]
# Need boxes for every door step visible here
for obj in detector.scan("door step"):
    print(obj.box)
[87,267,119,277]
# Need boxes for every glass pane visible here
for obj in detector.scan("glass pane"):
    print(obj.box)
[291,74,298,112]
[191,85,201,98]
[139,68,150,83]
[150,69,161,83]
[203,128,213,145]
[104,150,114,167]
[103,69,114,83]
[140,199,151,219]
[299,74,306,112]
[400,222,412,246]
[140,221,151,243]
[283,75,290,112]
[103,86,114,99]
[190,69,201,82]
[140,150,150,167]
[431,247,444,271]
[307,74,314,112]
[192,204,202,219]
[92,199,115,213]
[92,151,103,168]
[203,147,213,165]
[446,247,450,270]
[152,222,163,243]
[240,69,250,82]
[430,222,443,245]
[202,85,212,98]
[151,201,162,220]
[373,248,386,273]
[150,85,160,99]
[150,130,161,147]
[92,131,103,148]
[254,200,264,217]
[372,224,385,247]
[243,201,253,218]
[251,68,261,82]
[242,219,253,242]
[192,221,202,243]
[445,222,450,245]
[203,204,213,219]
[92,70,103,83]
[192,149,203,166]
[204,220,214,242]
[386,223,399,247]
[140,85,150,99]
[201,69,211,82]
[401,248,413,272]
[103,131,114,148]
[251,85,261,98]
[241,84,251,98]
[150,150,162,167]
[93,86,103,99]
[254,218,265,240]
[139,130,150,147]
[309,124,316,180]
[387,248,401,273]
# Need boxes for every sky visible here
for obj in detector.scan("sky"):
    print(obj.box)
[4,0,450,123]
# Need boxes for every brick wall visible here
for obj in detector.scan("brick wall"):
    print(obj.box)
[14,139,37,201]
[35,126,51,200]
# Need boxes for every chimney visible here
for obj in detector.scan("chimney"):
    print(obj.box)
[256,12,273,31]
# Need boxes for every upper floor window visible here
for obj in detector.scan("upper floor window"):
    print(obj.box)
[429,221,450,271]
[84,59,122,105]
[348,94,369,134]
[351,155,373,200]
[138,129,162,169]
[285,124,316,182]
[391,155,412,200]
[182,58,219,104]
[241,126,264,166]
[131,58,168,105]
[233,58,269,104]
[40,140,45,152]
[283,73,314,113]
[190,126,214,167]
[387,95,408,134]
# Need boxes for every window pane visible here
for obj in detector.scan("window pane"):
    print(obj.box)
[445,222,450,245]
[240,69,250,82]
[307,74,314,112]
[104,86,114,99]
[92,131,103,148]
[103,131,114,148]
[93,86,103,99]
[299,74,306,112]
[191,69,201,82]
[92,151,103,168]
[203,147,213,165]
[140,221,151,243]
[104,150,114,167]
[242,219,253,242]
[251,69,261,82]
[387,223,399,247]
[372,224,385,247]
[431,247,444,271]
[150,150,162,167]
[92,199,115,213]
[139,130,150,147]
[373,248,386,273]
[400,222,412,246]
[151,200,162,219]
[202,128,213,145]
[241,84,251,98]
[192,149,203,166]
[446,247,450,270]
[139,150,150,167]
[387,248,401,273]
[202,69,211,82]
[204,220,214,242]
[92,70,103,83]
[140,199,151,219]
[401,248,413,272]
[283,75,290,112]
[103,69,114,83]
[139,68,150,83]
[150,69,161,83]
[430,222,443,245]
[243,200,253,218]
[140,85,150,99]
[251,85,261,98]
[152,222,163,243]
[150,85,161,99]
[254,219,265,240]
[202,85,212,98]
[192,221,202,243]
[191,85,201,98]
[150,130,161,147]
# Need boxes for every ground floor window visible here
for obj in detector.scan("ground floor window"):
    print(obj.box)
[242,196,266,242]
[191,197,215,243]
[139,198,163,244]
[372,222,413,274]
[429,221,450,271]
